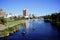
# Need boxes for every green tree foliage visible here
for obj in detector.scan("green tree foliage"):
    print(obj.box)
[0,17,7,25]
[44,12,60,28]
[44,12,60,22]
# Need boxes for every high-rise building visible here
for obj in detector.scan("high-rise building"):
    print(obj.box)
[23,9,29,18]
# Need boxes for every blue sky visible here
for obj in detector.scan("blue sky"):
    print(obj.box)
[0,0,60,16]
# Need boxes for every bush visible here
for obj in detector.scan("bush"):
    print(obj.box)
[0,17,7,25]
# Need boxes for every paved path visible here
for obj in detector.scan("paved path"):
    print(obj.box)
[0,24,7,30]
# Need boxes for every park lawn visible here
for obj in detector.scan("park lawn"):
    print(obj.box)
[5,20,24,26]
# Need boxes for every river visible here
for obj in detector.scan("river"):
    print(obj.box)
[0,19,60,40]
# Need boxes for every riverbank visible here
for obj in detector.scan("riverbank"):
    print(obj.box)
[44,12,60,31]
[0,20,24,37]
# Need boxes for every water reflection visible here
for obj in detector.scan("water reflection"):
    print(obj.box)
[21,20,29,36]
[32,20,36,31]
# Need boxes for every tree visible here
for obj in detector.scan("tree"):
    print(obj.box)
[13,16,17,20]
[0,17,7,25]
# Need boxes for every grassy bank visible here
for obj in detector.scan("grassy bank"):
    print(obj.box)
[5,20,24,26]
[0,24,20,37]
[0,20,24,37]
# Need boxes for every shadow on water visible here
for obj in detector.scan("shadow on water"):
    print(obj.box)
[44,20,60,39]
[0,37,7,40]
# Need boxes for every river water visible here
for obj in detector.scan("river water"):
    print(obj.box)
[0,20,60,40]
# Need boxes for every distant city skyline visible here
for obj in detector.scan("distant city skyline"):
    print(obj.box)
[0,0,60,16]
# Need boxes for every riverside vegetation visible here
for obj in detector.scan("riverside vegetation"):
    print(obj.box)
[44,12,60,31]
[0,16,24,37]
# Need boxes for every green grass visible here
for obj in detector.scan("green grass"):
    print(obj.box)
[0,24,21,37]
[5,20,24,26]
[0,19,24,37]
